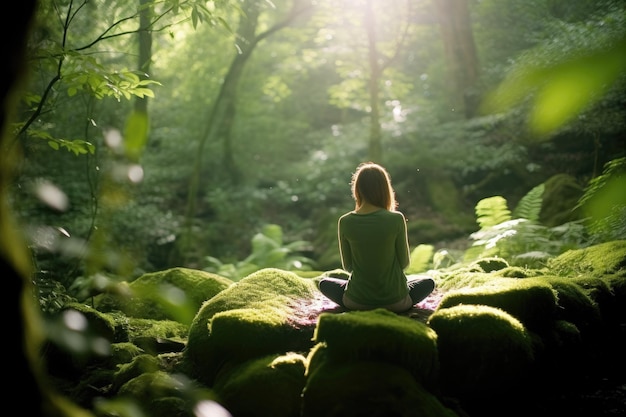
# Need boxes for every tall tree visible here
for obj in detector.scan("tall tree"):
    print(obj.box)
[135,0,153,116]
[182,0,312,260]
[433,0,479,117]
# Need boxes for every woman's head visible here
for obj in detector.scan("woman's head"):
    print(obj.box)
[351,162,397,211]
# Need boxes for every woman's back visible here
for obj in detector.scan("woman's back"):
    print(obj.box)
[339,209,410,305]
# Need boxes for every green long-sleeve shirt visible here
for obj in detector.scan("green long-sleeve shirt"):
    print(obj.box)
[338,209,411,306]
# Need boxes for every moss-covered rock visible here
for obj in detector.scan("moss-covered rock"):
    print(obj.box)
[547,240,626,278]
[61,302,117,342]
[311,308,439,389]
[542,277,603,339]
[436,277,557,332]
[434,270,499,291]
[492,265,545,278]
[95,267,234,324]
[212,352,307,417]
[469,256,509,272]
[108,311,190,343]
[183,268,321,385]
[116,371,221,417]
[427,304,535,401]
[111,353,160,393]
[107,342,145,368]
[302,354,459,417]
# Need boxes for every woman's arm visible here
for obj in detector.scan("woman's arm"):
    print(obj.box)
[396,212,411,270]
[338,217,353,271]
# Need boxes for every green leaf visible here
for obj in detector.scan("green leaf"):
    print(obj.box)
[513,183,544,221]
[123,110,149,161]
[475,196,511,229]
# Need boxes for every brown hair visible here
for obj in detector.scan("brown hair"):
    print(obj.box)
[351,162,398,211]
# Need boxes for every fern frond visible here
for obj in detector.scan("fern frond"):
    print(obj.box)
[513,183,545,221]
[575,156,626,210]
[475,196,511,229]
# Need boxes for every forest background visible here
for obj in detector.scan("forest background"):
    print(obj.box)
[7,0,625,310]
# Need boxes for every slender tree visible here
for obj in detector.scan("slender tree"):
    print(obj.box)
[181,0,313,261]
[433,0,479,117]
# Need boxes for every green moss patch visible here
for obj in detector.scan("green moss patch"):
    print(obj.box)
[184,268,319,385]
[95,267,234,324]
[547,240,626,278]
[312,308,439,388]
[116,371,220,417]
[302,354,460,417]
[436,278,557,332]
[212,352,307,417]
[542,277,603,338]
[427,304,535,399]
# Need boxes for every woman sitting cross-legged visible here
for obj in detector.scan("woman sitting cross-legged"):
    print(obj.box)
[318,162,435,313]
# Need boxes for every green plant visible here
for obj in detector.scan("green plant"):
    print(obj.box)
[406,244,435,274]
[467,183,587,267]
[575,156,626,243]
[203,224,316,281]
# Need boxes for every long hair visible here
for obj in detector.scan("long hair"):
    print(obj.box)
[351,162,398,211]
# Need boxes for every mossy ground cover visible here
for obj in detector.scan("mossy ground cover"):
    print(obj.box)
[46,241,626,417]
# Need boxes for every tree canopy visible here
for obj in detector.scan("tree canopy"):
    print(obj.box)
[6,0,625,290]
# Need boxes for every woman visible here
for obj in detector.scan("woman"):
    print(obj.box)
[319,162,435,313]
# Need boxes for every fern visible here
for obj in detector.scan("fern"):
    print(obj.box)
[406,244,434,274]
[575,157,626,242]
[575,156,626,210]
[475,196,511,229]
[513,183,544,221]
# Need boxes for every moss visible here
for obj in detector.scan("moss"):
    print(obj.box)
[184,268,319,385]
[95,267,234,324]
[547,240,626,278]
[302,354,460,417]
[427,304,535,400]
[117,371,220,417]
[436,277,558,332]
[469,257,509,272]
[542,277,603,339]
[108,342,145,367]
[61,302,116,341]
[212,352,307,417]
[111,353,160,393]
[435,270,498,291]
[109,312,189,343]
[312,308,439,389]
[208,307,309,360]
[493,265,544,278]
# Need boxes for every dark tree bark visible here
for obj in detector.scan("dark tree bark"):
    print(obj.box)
[3,1,89,416]
[433,0,480,118]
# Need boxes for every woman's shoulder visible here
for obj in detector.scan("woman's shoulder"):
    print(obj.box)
[387,209,406,218]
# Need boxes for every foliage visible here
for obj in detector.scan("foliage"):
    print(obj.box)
[12,0,626,319]
[467,183,588,267]
[406,244,435,274]
[575,156,626,242]
[203,224,316,281]
[36,275,77,315]
[481,2,626,137]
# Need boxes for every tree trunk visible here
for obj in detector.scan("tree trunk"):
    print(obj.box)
[135,0,153,115]
[433,0,480,118]
[181,0,311,263]
[365,0,383,163]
